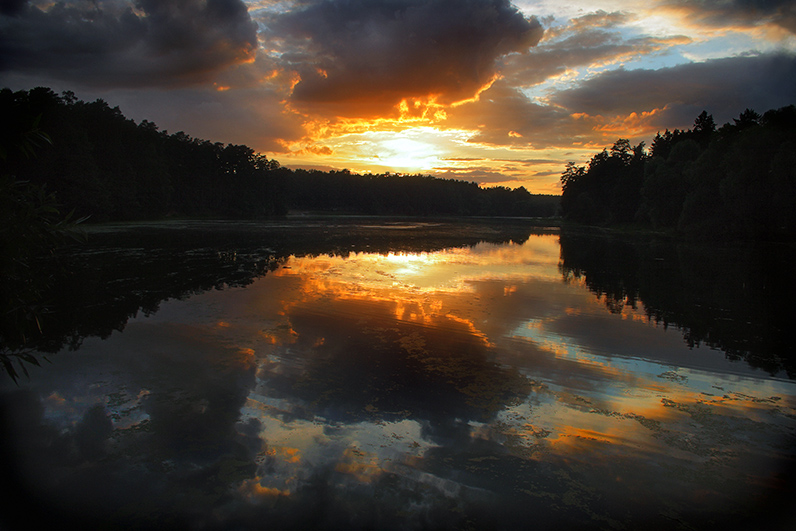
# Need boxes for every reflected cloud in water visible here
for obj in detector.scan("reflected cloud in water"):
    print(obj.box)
[1,229,794,530]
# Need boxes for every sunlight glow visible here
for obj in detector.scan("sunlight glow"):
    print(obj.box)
[284,126,481,174]
[373,137,441,170]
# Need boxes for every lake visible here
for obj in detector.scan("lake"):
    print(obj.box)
[1,218,794,530]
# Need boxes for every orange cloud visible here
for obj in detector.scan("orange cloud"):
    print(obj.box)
[238,478,291,499]
[278,447,302,464]
[267,0,544,117]
[590,107,671,139]
[334,447,382,483]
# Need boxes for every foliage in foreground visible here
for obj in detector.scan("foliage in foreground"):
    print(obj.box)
[0,175,86,381]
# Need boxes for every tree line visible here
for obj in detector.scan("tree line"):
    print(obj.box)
[283,169,558,217]
[560,106,796,240]
[2,87,284,220]
[1,87,559,222]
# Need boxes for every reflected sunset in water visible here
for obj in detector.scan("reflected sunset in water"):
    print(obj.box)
[172,233,794,527]
[1,226,793,530]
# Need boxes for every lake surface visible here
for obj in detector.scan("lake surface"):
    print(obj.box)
[1,219,794,530]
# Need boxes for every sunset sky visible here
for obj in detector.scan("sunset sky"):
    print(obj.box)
[2,0,795,193]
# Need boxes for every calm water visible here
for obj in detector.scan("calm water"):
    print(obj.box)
[1,219,794,530]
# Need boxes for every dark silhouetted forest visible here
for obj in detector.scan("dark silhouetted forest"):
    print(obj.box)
[282,169,558,217]
[1,87,559,222]
[560,106,796,240]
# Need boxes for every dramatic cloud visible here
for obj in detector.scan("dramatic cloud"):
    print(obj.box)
[552,52,796,128]
[444,49,796,157]
[0,0,258,87]
[265,0,544,116]
[423,9,697,150]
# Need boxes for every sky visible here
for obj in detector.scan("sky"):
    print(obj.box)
[2,0,795,193]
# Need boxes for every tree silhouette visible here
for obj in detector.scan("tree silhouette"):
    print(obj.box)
[561,106,796,240]
[559,138,646,225]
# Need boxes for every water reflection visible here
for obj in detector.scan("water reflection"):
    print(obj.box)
[558,230,795,377]
[1,223,794,530]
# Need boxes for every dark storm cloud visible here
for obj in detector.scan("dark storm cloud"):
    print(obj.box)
[0,0,257,87]
[265,0,544,114]
[660,0,796,34]
[551,52,796,127]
